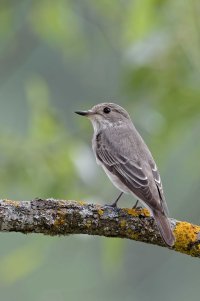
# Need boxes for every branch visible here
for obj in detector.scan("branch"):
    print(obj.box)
[0,199,199,258]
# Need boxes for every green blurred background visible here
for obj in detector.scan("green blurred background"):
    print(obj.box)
[0,0,200,300]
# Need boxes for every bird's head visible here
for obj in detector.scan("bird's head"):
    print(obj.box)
[75,103,131,132]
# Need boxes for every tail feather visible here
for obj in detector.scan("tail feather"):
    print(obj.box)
[152,210,175,247]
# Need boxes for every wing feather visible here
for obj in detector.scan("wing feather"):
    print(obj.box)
[151,163,169,215]
[97,147,148,188]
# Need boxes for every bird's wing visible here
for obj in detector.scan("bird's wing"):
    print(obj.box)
[150,162,169,215]
[95,130,161,210]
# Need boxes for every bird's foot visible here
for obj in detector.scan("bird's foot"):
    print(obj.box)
[132,200,142,210]
[105,200,118,208]
[105,192,123,208]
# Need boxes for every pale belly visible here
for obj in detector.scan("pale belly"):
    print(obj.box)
[101,164,131,194]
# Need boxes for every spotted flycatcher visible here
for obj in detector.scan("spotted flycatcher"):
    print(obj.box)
[75,103,175,247]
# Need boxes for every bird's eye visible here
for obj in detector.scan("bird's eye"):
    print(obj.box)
[103,107,111,114]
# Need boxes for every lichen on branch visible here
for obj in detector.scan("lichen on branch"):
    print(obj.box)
[0,198,199,258]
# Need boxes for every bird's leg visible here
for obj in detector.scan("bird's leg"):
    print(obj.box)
[132,200,139,209]
[107,192,123,208]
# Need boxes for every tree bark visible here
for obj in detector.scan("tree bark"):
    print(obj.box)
[0,198,199,258]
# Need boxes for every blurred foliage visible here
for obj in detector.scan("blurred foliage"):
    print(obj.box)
[0,76,80,199]
[0,0,200,300]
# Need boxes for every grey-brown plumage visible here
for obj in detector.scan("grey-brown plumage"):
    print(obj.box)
[75,103,175,247]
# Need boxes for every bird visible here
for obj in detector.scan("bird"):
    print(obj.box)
[75,102,175,247]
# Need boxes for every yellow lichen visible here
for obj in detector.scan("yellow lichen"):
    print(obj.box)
[77,201,86,206]
[174,221,200,255]
[54,210,66,228]
[120,220,127,228]
[4,200,19,207]
[126,228,139,240]
[123,208,150,217]
[86,220,92,228]
[57,200,67,207]
[98,209,104,216]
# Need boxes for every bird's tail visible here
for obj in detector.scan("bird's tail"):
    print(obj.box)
[152,210,175,247]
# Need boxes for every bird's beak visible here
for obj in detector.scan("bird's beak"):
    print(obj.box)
[75,110,93,117]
